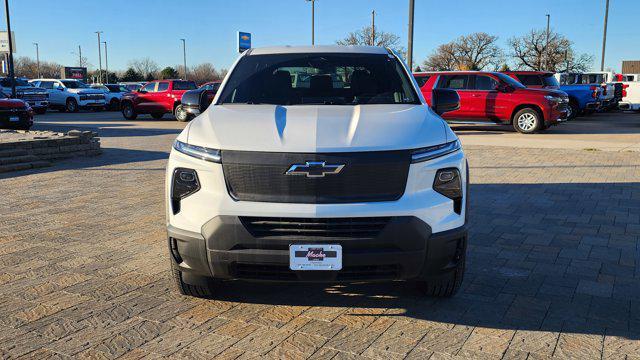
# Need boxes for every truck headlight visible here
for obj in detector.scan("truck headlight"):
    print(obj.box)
[173,140,221,163]
[434,168,463,214]
[545,95,561,103]
[411,140,461,163]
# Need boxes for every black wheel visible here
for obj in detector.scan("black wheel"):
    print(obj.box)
[170,259,212,298]
[567,100,579,120]
[151,113,164,120]
[174,104,192,122]
[66,98,79,113]
[34,108,47,115]
[417,252,465,297]
[512,108,541,134]
[121,102,137,120]
[109,99,120,111]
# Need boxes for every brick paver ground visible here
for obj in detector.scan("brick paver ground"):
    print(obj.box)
[1,112,639,359]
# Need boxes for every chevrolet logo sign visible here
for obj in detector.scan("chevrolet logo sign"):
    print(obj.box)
[285,161,345,178]
[240,35,250,41]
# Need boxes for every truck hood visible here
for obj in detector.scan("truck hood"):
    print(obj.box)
[185,104,451,152]
[66,88,104,95]
[0,98,28,108]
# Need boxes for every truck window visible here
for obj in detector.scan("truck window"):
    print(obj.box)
[172,81,197,90]
[437,75,469,90]
[474,75,498,90]
[157,82,169,92]
[141,83,157,92]
[516,75,543,86]
[39,81,54,89]
[218,53,419,105]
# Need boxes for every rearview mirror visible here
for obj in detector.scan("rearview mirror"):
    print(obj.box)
[431,88,460,115]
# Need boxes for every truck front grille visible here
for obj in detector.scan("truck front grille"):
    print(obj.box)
[221,150,410,204]
[240,216,391,239]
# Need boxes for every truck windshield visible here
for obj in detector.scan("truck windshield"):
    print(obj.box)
[542,74,560,87]
[217,53,420,105]
[62,81,88,89]
[495,73,526,89]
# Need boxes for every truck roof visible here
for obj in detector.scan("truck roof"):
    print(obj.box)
[502,71,554,75]
[248,45,389,56]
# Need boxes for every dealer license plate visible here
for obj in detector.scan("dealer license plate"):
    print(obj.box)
[289,244,342,271]
[9,116,19,122]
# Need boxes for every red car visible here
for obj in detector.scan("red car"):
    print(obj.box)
[0,91,34,130]
[120,79,197,120]
[414,71,569,133]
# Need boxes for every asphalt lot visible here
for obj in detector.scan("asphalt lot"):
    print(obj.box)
[0,110,639,359]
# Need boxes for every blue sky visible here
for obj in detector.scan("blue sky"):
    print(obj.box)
[4,0,639,72]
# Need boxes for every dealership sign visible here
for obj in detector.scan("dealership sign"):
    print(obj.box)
[0,32,16,53]
[238,31,251,53]
[62,67,87,82]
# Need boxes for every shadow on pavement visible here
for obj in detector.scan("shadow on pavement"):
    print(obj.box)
[0,147,169,179]
[194,182,640,339]
[33,123,183,138]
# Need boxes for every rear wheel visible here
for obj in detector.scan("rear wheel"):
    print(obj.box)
[417,253,465,297]
[109,98,120,111]
[121,102,137,120]
[170,259,213,298]
[151,113,164,120]
[174,104,191,122]
[512,108,541,134]
[66,98,78,113]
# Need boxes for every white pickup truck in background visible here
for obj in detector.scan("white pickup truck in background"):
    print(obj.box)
[582,71,618,109]
[618,81,640,111]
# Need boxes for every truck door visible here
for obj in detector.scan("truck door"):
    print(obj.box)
[151,81,171,113]
[468,74,501,121]
[137,82,157,112]
[38,81,61,105]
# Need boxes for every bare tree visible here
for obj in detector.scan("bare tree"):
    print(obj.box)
[189,63,224,85]
[422,32,502,71]
[508,29,593,72]
[337,26,405,55]
[128,57,159,79]
[14,56,62,78]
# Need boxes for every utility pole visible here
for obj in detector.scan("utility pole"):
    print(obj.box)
[407,0,415,70]
[78,45,82,67]
[545,14,550,71]
[180,38,187,80]
[4,0,15,98]
[371,10,376,46]
[306,0,315,45]
[600,0,610,71]
[33,42,40,78]
[102,41,108,83]
[95,31,103,83]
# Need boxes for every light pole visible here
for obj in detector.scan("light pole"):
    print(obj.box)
[545,14,550,71]
[78,45,82,67]
[600,0,610,71]
[4,0,15,98]
[95,31,103,83]
[371,10,376,45]
[102,41,108,83]
[33,42,40,78]
[407,0,415,70]
[180,39,187,80]
[306,0,315,45]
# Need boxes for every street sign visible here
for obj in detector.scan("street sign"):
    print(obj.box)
[0,32,16,53]
[238,31,251,53]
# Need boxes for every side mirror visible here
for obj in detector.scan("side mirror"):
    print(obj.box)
[431,88,460,115]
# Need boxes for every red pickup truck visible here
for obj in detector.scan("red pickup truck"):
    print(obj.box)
[120,79,197,120]
[414,71,568,133]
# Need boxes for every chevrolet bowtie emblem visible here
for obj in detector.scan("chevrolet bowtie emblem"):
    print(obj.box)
[285,161,345,178]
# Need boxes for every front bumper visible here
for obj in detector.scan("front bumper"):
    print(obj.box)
[79,100,106,108]
[168,217,467,284]
[26,101,48,109]
[0,112,33,129]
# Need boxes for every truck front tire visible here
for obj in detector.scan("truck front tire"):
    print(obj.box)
[513,108,541,134]
[66,98,79,113]
[417,252,465,297]
[122,102,137,120]
[568,100,579,120]
[170,259,213,298]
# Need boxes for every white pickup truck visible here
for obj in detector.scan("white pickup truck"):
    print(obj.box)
[618,81,640,111]
[28,78,106,112]
[582,71,618,110]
